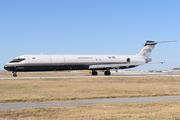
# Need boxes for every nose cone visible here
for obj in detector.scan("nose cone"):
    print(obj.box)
[4,64,17,71]
[4,64,14,71]
[4,65,8,71]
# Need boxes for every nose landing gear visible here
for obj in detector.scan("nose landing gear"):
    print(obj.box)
[13,72,17,77]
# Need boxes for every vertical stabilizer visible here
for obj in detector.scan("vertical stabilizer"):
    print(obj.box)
[137,41,176,58]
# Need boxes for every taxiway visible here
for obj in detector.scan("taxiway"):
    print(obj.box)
[1,96,180,111]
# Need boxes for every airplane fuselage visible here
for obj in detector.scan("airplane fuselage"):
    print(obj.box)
[4,54,145,72]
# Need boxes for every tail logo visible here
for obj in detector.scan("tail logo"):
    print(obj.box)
[143,48,152,52]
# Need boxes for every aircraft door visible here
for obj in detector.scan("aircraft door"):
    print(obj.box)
[24,56,30,64]
[24,56,30,71]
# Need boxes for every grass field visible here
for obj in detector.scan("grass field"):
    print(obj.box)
[1,102,180,120]
[0,76,180,103]
[1,74,180,120]
[0,71,125,77]
[0,71,91,77]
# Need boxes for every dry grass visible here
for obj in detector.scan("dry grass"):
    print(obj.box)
[0,71,91,77]
[1,102,180,120]
[0,71,121,77]
[1,77,180,103]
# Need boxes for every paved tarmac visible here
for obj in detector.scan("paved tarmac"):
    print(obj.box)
[0,72,180,79]
[1,96,180,111]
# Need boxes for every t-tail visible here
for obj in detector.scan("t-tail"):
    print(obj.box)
[137,40,177,58]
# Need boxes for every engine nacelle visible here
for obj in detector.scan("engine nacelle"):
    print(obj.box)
[126,57,146,64]
[145,58,152,63]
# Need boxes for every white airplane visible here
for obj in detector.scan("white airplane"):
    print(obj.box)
[4,41,176,77]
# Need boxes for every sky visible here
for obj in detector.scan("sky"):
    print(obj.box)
[0,0,179,71]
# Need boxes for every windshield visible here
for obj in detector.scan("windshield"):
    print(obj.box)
[10,58,26,63]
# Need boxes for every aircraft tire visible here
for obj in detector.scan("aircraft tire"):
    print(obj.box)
[104,71,111,75]
[92,71,98,75]
[13,73,17,77]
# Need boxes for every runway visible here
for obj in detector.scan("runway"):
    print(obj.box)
[0,72,180,79]
[1,96,180,111]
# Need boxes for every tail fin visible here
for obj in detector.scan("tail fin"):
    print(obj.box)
[137,41,176,58]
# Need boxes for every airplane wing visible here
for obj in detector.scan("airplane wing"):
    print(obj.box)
[89,62,164,69]
[89,63,143,69]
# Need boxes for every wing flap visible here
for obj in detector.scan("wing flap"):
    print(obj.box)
[89,63,142,69]
[89,62,164,69]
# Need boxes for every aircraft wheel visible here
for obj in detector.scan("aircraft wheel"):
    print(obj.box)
[13,73,17,77]
[92,71,98,75]
[104,71,111,75]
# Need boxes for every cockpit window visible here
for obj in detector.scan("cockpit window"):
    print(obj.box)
[10,58,26,63]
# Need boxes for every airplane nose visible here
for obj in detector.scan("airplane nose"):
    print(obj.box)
[4,64,17,71]
[4,65,8,70]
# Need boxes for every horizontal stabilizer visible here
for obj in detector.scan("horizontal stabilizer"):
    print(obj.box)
[145,40,177,45]
[137,40,177,58]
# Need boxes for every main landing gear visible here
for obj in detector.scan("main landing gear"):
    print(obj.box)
[92,70,98,75]
[13,72,17,77]
[91,70,111,76]
[104,70,111,75]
